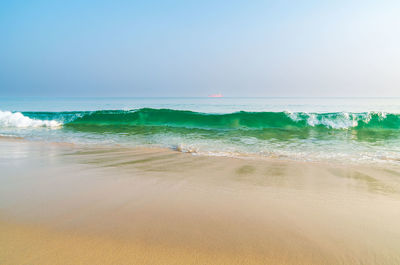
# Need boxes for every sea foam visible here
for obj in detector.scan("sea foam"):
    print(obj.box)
[0,111,61,128]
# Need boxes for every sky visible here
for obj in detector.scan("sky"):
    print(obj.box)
[0,0,399,97]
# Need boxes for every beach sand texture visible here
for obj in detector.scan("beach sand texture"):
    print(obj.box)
[1,139,400,264]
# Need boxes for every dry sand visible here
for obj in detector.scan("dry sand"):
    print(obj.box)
[1,138,400,264]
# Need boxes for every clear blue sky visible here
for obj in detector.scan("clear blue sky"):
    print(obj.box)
[1,0,399,97]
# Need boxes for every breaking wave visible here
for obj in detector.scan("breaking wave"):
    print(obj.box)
[0,111,61,128]
[2,108,400,164]
[1,108,400,131]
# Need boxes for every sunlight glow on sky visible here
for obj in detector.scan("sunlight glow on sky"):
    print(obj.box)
[0,0,399,97]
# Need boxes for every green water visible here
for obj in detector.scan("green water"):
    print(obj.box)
[22,108,400,130]
[1,98,400,164]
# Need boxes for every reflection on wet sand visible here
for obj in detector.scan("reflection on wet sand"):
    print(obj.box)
[1,139,400,265]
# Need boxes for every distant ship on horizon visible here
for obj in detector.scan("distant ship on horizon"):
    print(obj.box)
[208,93,223,98]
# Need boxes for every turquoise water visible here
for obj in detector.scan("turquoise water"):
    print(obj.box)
[1,97,400,164]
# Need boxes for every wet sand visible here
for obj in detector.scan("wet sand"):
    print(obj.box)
[1,138,400,264]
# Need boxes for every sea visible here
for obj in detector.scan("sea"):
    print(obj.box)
[1,97,400,165]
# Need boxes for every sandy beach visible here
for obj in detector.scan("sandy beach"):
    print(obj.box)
[1,138,400,264]
[3,0,400,263]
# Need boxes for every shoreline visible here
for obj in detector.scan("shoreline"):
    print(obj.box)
[1,138,400,264]
[3,106,400,166]
[1,134,399,169]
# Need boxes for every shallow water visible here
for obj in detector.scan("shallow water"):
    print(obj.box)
[1,97,400,164]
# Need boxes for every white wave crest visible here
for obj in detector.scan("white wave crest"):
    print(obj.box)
[306,112,359,129]
[285,111,301,122]
[0,111,62,128]
[285,111,377,129]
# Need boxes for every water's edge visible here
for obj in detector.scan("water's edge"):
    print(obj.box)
[1,108,400,165]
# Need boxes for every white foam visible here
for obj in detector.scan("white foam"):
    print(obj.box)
[286,111,363,129]
[285,111,301,122]
[0,111,62,128]
[306,112,358,129]
[175,143,199,153]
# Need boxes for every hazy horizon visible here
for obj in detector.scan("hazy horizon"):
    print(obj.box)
[1,0,399,97]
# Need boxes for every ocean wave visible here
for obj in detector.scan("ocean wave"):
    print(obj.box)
[2,108,400,131]
[0,111,61,128]
[2,108,400,165]
[62,109,400,131]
